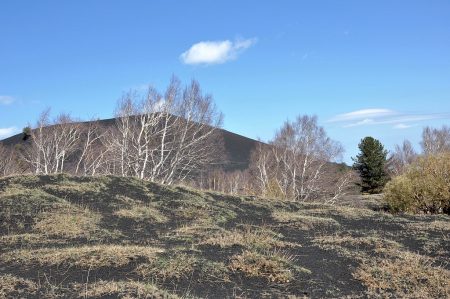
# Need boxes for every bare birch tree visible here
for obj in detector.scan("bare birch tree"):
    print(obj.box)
[388,140,417,176]
[21,110,82,174]
[421,125,450,155]
[107,77,223,184]
[0,144,18,176]
[250,115,347,201]
[74,120,110,176]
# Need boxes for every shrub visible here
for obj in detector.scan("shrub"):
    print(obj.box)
[384,152,450,214]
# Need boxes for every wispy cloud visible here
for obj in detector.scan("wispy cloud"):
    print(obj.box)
[0,96,15,105]
[393,123,414,129]
[180,38,257,65]
[0,127,19,139]
[329,108,450,128]
[329,109,395,122]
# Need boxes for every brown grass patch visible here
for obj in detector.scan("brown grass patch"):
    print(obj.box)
[202,225,292,250]
[136,253,197,281]
[114,205,168,223]
[2,245,163,269]
[300,205,381,220]
[33,204,102,239]
[405,219,450,232]
[354,251,450,298]
[273,211,340,230]
[162,220,223,244]
[0,233,44,247]
[0,274,37,298]
[76,280,180,298]
[229,250,306,283]
[313,233,402,260]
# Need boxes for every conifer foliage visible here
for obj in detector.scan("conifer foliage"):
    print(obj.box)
[353,136,389,193]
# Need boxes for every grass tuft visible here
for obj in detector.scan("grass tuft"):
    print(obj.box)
[2,245,163,269]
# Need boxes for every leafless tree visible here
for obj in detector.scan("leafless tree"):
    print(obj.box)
[421,125,450,155]
[250,143,274,197]
[21,110,82,174]
[74,120,110,176]
[0,144,18,176]
[107,77,223,184]
[250,115,347,201]
[388,140,417,176]
[161,80,223,184]
[201,168,253,195]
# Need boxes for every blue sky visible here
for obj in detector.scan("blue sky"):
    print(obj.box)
[1,0,450,164]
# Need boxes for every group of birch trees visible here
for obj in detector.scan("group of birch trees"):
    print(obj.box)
[0,77,358,201]
[388,125,450,175]
[2,78,223,185]
[249,115,355,202]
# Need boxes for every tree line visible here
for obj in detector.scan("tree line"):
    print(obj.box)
[0,77,355,202]
[1,77,448,211]
[352,126,450,214]
[1,78,223,183]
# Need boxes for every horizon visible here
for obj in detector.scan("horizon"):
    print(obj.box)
[1,1,450,164]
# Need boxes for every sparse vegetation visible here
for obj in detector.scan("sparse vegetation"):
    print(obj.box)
[0,274,37,298]
[76,280,181,298]
[2,245,163,269]
[354,250,450,298]
[0,174,448,298]
[34,204,102,239]
[384,152,450,214]
[114,204,168,223]
[229,249,304,283]
[136,252,198,281]
[272,210,340,230]
[202,225,289,250]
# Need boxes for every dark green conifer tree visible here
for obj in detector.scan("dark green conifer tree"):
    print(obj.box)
[353,136,389,193]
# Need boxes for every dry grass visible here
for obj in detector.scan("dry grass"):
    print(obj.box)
[173,201,211,221]
[43,180,107,196]
[163,220,223,244]
[136,253,198,281]
[313,233,402,260]
[314,232,450,298]
[405,219,450,232]
[201,225,292,250]
[229,249,306,283]
[114,204,168,223]
[273,210,340,230]
[300,205,381,220]
[0,233,45,247]
[354,251,450,298]
[76,280,180,298]
[2,245,163,269]
[34,204,102,239]
[2,174,448,298]
[0,274,37,298]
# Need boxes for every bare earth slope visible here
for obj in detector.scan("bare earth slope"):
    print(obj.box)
[0,175,449,298]
[0,117,262,171]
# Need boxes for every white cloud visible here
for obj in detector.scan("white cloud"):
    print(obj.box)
[0,96,15,105]
[0,127,19,139]
[343,118,375,128]
[329,108,450,128]
[180,38,257,65]
[328,108,395,122]
[393,123,414,129]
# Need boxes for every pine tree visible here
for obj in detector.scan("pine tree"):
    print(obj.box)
[353,136,389,193]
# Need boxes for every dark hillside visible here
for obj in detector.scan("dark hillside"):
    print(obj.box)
[0,174,448,298]
[0,117,263,171]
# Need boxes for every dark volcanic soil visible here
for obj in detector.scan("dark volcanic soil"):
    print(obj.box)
[0,175,449,298]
